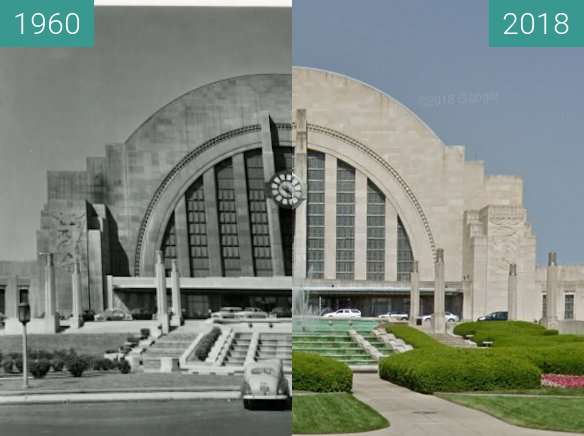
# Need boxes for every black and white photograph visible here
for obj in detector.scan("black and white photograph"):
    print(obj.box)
[0,3,292,435]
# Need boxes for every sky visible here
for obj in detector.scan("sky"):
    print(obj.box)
[0,6,291,260]
[294,0,584,265]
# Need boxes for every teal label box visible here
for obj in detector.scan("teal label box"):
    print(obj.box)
[490,0,584,47]
[0,0,93,47]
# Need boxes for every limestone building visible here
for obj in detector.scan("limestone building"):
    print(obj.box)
[1,74,294,331]
[1,68,583,332]
[292,67,584,327]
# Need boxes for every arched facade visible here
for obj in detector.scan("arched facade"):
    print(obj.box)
[29,74,294,319]
[292,67,541,320]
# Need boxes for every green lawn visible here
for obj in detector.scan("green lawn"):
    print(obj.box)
[293,393,389,434]
[0,333,130,355]
[441,394,584,433]
[0,372,242,393]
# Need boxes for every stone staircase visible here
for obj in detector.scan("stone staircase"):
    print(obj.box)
[255,333,292,368]
[428,332,477,348]
[222,332,252,366]
[142,329,201,372]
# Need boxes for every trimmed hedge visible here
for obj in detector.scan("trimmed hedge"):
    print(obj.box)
[385,324,445,350]
[453,321,584,348]
[30,359,51,379]
[194,327,222,361]
[292,352,353,393]
[379,348,541,394]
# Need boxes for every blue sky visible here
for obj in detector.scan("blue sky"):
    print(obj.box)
[294,0,584,265]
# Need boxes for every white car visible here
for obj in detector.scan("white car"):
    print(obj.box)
[211,307,242,319]
[378,311,409,321]
[236,307,268,319]
[241,359,290,409]
[323,308,361,319]
[420,312,459,323]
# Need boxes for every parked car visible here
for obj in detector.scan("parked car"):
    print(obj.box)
[82,309,95,322]
[322,308,361,319]
[420,312,459,323]
[236,307,268,319]
[270,307,292,318]
[378,311,409,321]
[130,307,154,320]
[241,359,290,409]
[94,308,133,321]
[211,307,242,319]
[478,311,508,321]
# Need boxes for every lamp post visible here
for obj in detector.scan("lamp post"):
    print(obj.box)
[18,302,31,389]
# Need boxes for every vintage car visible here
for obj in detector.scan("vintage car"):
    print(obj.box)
[241,359,290,409]
[236,307,268,319]
[94,308,133,321]
[211,307,243,319]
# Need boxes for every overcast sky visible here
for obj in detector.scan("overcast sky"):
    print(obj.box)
[294,0,584,266]
[0,6,291,260]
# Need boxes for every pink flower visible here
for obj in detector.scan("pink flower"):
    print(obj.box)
[542,374,584,389]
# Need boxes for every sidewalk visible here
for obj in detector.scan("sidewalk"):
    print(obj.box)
[305,373,582,436]
[0,389,241,405]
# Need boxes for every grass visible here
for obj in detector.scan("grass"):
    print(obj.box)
[441,394,584,433]
[292,393,389,434]
[0,372,242,393]
[0,334,130,355]
[453,321,584,348]
[385,323,445,350]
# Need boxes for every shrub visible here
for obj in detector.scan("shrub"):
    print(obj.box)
[92,357,113,371]
[30,359,51,379]
[14,358,23,373]
[51,358,65,372]
[118,359,131,374]
[67,355,89,377]
[292,352,353,393]
[379,348,541,394]
[2,360,13,373]
[193,327,222,361]
[30,350,53,360]
[140,328,151,339]
[543,329,559,336]
[385,324,444,350]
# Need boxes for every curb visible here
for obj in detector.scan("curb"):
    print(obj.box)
[0,390,241,405]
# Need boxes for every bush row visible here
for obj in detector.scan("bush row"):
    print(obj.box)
[379,348,541,394]
[292,352,352,393]
[194,327,222,361]
[1,350,131,378]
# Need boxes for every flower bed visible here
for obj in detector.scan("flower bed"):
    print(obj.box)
[542,374,584,389]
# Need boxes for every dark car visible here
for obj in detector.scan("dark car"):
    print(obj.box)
[130,307,154,320]
[478,311,508,321]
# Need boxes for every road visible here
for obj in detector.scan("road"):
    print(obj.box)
[0,399,290,436]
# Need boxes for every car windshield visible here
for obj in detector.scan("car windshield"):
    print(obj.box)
[251,367,276,376]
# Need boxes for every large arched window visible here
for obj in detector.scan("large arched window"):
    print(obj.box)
[305,150,414,282]
[159,147,293,278]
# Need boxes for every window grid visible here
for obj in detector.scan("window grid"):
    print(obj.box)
[216,159,241,277]
[367,181,385,281]
[336,160,355,280]
[306,152,325,278]
[186,178,209,277]
[565,293,575,320]
[245,150,273,277]
[542,293,547,319]
[160,213,177,277]
[397,217,413,282]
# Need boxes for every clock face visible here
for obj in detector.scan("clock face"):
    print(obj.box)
[268,171,304,209]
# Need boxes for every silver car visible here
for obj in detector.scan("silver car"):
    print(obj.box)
[241,359,290,409]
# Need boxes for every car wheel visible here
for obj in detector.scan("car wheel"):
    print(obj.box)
[243,399,253,410]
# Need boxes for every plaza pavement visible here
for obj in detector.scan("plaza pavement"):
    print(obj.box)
[307,373,582,436]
